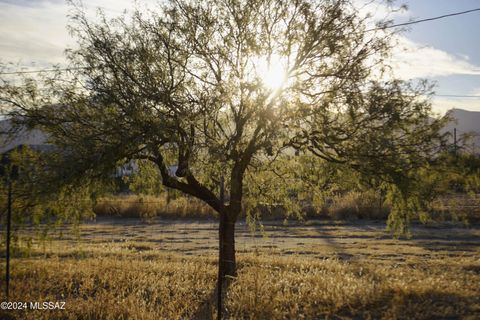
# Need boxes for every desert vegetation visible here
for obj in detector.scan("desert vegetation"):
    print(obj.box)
[92,191,480,223]
[93,194,217,220]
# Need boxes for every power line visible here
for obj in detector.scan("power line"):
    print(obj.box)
[367,7,480,32]
[0,66,88,76]
[433,94,480,98]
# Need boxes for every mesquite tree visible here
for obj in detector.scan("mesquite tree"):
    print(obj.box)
[1,0,445,280]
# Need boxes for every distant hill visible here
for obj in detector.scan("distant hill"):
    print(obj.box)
[443,108,480,153]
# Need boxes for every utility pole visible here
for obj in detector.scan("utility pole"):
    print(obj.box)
[1,153,18,301]
[217,176,225,320]
[454,128,457,156]
[5,177,12,300]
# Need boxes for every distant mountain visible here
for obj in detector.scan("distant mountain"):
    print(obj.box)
[442,108,480,153]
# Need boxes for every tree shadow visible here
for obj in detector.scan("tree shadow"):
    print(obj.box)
[336,289,479,319]
[191,277,237,320]
[191,287,216,320]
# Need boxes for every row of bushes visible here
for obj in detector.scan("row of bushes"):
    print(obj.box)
[93,191,390,220]
[93,192,479,222]
[93,194,217,219]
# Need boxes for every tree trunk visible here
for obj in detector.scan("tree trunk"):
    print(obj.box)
[219,209,237,280]
[217,209,237,319]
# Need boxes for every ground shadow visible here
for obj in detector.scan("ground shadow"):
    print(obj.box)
[191,276,238,320]
[336,289,479,320]
[191,287,216,320]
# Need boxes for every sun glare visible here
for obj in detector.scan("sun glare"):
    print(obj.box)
[256,54,288,91]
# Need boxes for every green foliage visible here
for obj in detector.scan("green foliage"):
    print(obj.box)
[123,160,163,196]
[0,146,105,247]
[380,151,480,234]
[451,153,480,194]
[243,154,388,223]
[244,157,302,225]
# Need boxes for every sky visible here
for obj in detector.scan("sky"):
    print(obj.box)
[1,0,480,114]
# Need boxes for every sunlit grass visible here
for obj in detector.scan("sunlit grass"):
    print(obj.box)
[92,193,480,222]
[1,231,479,320]
[93,194,217,219]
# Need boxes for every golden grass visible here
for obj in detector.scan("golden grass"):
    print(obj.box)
[229,255,480,319]
[93,194,217,219]
[1,253,216,320]
[1,236,479,320]
[325,190,389,220]
[92,193,480,223]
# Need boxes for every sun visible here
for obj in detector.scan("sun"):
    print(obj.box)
[256,54,288,91]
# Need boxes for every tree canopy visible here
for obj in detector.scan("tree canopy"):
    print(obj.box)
[1,0,447,278]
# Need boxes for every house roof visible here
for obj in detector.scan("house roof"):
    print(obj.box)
[0,118,49,154]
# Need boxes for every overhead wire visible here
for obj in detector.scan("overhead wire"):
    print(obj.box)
[432,94,480,98]
[0,67,89,76]
[366,7,480,32]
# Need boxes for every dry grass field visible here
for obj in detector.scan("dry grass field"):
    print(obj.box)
[92,193,480,222]
[1,219,479,319]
